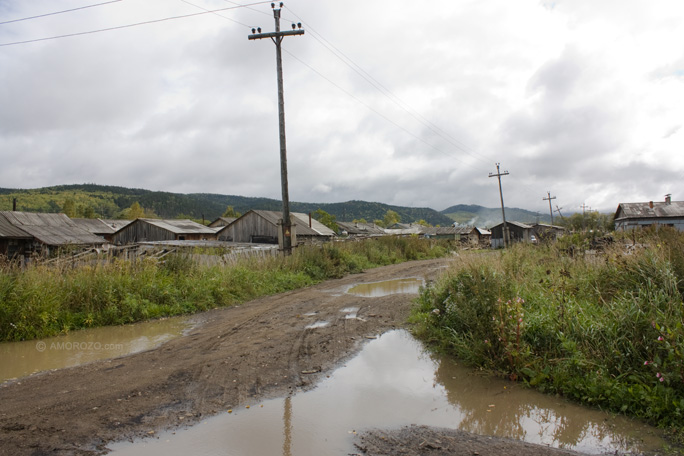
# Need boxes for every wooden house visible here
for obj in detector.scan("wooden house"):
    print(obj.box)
[216,210,335,244]
[0,211,106,256]
[614,195,684,231]
[531,223,565,241]
[0,213,33,257]
[336,221,386,237]
[489,221,534,248]
[109,219,217,245]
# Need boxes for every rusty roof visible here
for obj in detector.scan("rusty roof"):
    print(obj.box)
[615,201,684,220]
[0,211,105,245]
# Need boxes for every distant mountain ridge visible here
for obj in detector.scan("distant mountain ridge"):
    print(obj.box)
[441,204,551,228]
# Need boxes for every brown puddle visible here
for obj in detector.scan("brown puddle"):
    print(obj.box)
[0,316,193,383]
[108,330,666,455]
[346,277,423,297]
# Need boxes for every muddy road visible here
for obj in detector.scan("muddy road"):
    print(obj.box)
[1,258,584,456]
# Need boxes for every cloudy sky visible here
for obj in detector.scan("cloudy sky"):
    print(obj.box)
[1,0,683,214]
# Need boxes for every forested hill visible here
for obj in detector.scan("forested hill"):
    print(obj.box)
[0,184,455,226]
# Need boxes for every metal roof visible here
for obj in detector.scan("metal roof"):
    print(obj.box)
[615,201,684,220]
[0,211,105,245]
[138,219,216,234]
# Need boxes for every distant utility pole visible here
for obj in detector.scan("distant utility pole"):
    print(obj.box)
[543,191,556,224]
[554,205,564,220]
[580,202,589,231]
[489,163,510,248]
[248,2,304,255]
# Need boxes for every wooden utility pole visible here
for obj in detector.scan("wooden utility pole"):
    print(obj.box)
[580,203,589,231]
[543,192,556,224]
[248,3,304,255]
[489,163,510,248]
[554,205,564,220]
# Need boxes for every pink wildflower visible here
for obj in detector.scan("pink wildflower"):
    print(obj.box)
[660,377,665,382]
[658,336,664,341]
[644,361,649,366]
[656,372,661,378]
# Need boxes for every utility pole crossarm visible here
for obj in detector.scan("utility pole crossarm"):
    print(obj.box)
[543,191,556,224]
[248,29,304,40]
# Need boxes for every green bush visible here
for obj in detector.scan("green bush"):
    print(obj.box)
[411,230,684,432]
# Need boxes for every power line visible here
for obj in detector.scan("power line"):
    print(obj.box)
[180,0,253,28]
[0,1,272,47]
[0,0,123,26]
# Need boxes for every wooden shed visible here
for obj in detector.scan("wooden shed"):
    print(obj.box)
[489,221,534,248]
[0,211,106,255]
[0,213,33,257]
[208,217,237,228]
[216,210,335,244]
[336,221,386,237]
[109,219,217,245]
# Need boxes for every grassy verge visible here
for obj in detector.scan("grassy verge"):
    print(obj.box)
[0,237,452,342]
[410,228,684,434]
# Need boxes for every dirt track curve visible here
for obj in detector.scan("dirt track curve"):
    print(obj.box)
[0,258,585,456]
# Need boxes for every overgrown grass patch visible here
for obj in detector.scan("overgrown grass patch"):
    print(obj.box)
[0,237,453,342]
[410,229,684,433]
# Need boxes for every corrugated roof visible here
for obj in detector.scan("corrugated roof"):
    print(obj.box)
[139,219,216,234]
[0,212,32,239]
[0,211,105,245]
[615,201,684,220]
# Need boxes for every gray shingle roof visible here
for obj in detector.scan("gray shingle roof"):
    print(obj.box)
[138,219,216,235]
[615,201,684,220]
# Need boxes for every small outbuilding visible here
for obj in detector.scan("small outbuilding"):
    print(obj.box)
[0,213,33,257]
[489,221,534,248]
[614,195,684,231]
[336,221,386,237]
[109,219,217,245]
[216,210,335,244]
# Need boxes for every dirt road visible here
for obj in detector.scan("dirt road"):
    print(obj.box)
[0,258,583,456]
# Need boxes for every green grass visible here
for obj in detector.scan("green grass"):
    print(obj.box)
[0,237,453,342]
[410,228,684,433]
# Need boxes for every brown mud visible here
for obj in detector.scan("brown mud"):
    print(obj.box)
[0,258,602,455]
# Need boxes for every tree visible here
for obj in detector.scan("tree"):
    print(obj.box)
[61,198,76,218]
[313,209,339,232]
[353,218,368,224]
[222,206,241,218]
[383,210,400,228]
[126,202,146,220]
[414,219,430,227]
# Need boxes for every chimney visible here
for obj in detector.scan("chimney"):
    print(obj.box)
[649,201,654,209]
[665,194,672,205]
[308,212,312,228]
[12,198,17,211]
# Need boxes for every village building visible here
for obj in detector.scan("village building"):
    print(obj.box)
[216,210,335,244]
[421,226,471,240]
[336,221,386,237]
[489,221,535,248]
[0,211,106,256]
[530,223,566,241]
[109,219,217,245]
[614,195,684,231]
[208,217,237,228]
[469,226,491,245]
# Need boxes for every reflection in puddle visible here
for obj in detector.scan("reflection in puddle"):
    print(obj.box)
[0,316,193,383]
[109,331,665,456]
[347,278,423,297]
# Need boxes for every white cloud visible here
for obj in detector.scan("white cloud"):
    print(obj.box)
[1,0,683,213]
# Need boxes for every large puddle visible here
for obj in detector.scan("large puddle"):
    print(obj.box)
[0,316,193,383]
[109,330,665,455]
[346,277,423,297]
